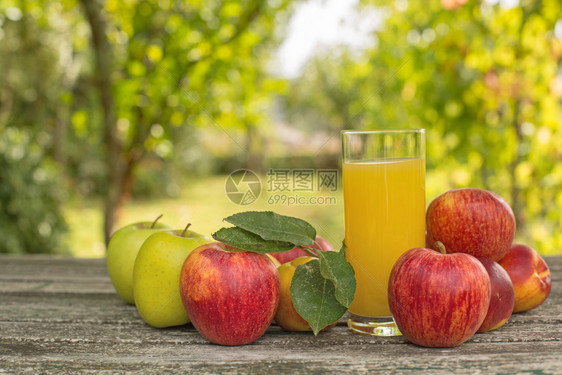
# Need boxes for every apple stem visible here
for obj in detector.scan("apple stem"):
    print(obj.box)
[435,241,447,255]
[151,214,164,229]
[181,223,192,237]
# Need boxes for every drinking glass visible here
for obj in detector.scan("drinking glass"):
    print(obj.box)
[342,129,425,336]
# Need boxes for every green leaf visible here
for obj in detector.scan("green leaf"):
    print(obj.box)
[224,211,316,246]
[290,259,348,335]
[317,251,356,308]
[339,240,347,255]
[212,227,295,253]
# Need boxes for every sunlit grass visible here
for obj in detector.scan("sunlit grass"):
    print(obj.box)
[63,199,105,258]
[64,173,559,257]
[64,175,345,258]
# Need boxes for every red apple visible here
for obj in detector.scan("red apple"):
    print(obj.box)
[476,257,515,332]
[271,235,334,264]
[426,188,516,261]
[498,244,551,313]
[274,256,337,332]
[179,242,280,346]
[388,244,491,347]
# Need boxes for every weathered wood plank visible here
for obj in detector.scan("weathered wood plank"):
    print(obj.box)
[0,315,560,347]
[1,338,561,374]
[0,254,559,279]
[0,280,114,294]
[0,256,107,282]
[1,314,561,364]
[0,286,559,327]
[0,255,560,374]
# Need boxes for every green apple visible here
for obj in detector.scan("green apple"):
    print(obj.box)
[107,217,171,304]
[133,227,210,328]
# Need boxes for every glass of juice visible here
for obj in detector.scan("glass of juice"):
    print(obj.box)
[342,129,425,336]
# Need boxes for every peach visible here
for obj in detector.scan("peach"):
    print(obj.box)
[476,257,515,332]
[498,244,551,313]
[275,256,336,332]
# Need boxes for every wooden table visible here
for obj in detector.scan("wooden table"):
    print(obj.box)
[0,255,560,374]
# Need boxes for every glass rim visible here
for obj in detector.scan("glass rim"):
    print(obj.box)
[341,128,425,135]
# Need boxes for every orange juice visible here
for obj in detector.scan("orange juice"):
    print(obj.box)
[343,157,425,317]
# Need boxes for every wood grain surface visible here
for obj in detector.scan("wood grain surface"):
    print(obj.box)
[0,255,560,374]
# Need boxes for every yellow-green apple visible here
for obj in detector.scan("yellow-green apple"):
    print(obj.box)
[275,256,337,332]
[271,235,334,264]
[476,257,515,332]
[498,244,551,313]
[388,243,491,347]
[106,217,171,304]
[426,188,516,261]
[179,242,280,346]
[133,227,210,328]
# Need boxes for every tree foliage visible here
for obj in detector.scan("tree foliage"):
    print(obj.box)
[81,0,296,243]
[284,0,562,254]
[1,0,297,251]
[2,0,561,255]
[0,128,67,254]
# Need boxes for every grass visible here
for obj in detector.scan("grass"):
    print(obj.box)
[63,173,560,257]
[63,175,345,258]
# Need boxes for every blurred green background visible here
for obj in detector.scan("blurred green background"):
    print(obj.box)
[1,0,561,257]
